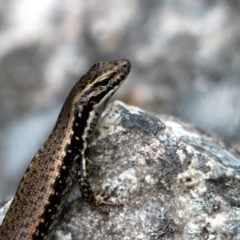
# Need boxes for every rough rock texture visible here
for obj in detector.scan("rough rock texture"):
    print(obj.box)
[2,101,239,239]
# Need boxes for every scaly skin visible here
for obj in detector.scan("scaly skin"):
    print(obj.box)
[0,59,131,240]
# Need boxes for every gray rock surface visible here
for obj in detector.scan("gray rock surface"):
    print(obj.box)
[2,101,239,239]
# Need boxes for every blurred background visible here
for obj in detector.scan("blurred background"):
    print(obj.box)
[1,0,240,200]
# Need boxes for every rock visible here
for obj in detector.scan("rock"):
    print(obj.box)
[1,101,240,239]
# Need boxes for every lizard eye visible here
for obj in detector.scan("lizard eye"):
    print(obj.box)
[100,78,109,86]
